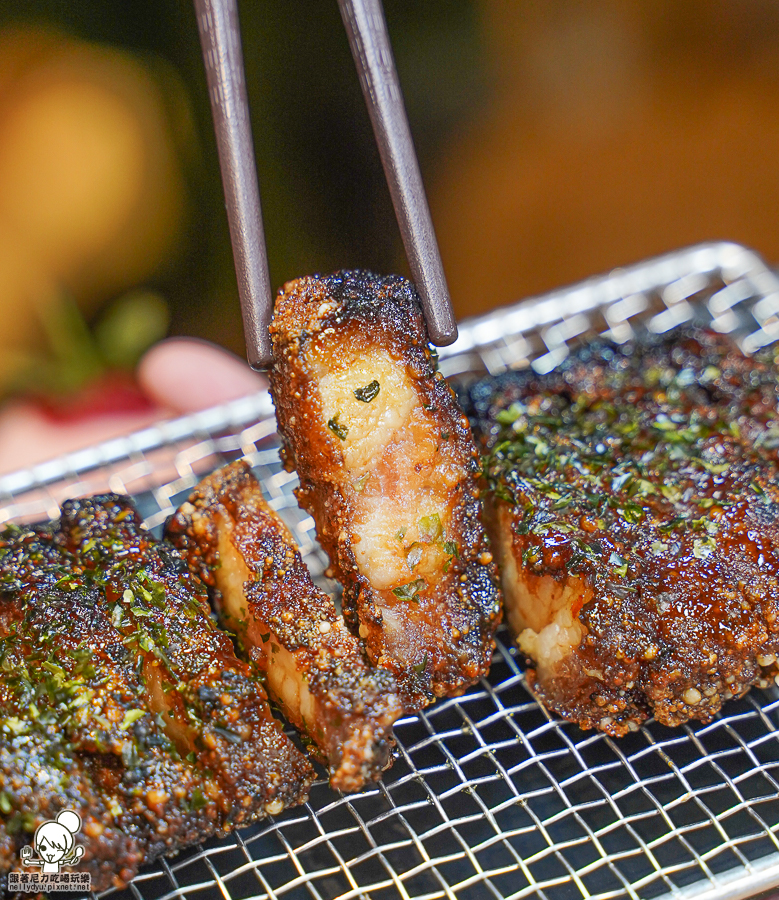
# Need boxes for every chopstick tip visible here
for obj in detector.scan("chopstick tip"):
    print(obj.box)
[428,321,458,347]
[246,333,273,371]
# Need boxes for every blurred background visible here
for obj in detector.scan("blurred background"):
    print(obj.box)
[2,0,779,419]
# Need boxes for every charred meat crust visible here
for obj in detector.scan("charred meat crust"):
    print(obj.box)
[269,270,501,710]
[166,461,404,792]
[463,330,779,735]
[0,496,313,892]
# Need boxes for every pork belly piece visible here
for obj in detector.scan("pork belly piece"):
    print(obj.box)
[0,496,313,893]
[166,461,404,792]
[463,330,779,735]
[269,271,501,710]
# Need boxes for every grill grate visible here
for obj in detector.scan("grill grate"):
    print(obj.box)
[3,241,779,900]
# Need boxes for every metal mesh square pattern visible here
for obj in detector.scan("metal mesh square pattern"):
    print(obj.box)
[3,241,779,900]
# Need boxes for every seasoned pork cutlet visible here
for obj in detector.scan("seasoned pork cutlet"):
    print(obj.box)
[464,330,779,735]
[0,496,313,893]
[269,271,501,711]
[167,462,404,792]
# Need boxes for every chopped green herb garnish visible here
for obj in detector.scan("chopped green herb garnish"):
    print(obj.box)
[702,460,729,475]
[660,484,681,503]
[476,331,774,588]
[138,632,154,653]
[418,513,442,543]
[327,414,349,440]
[620,503,644,525]
[190,787,207,810]
[392,579,425,602]
[609,552,628,577]
[119,709,146,731]
[693,537,716,559]
[352,473,370,493]
[3,717,28,736]
[751,480,767,498]
[354,380,380,402]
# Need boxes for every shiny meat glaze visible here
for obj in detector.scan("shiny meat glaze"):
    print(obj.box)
[166,461,404,792]
[463,330,779,735]
[270,271,501,711]
[0,496,313,893]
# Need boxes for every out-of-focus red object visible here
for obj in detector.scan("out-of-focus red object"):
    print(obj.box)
[0,339,266,476]
[34,372,155,424]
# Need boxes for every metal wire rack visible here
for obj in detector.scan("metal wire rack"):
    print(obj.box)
[3,241,779,900]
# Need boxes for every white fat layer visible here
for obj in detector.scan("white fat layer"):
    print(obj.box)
[144,661,194,755]
[215,516,317,732]
[354,495,446,591]
[316,351,417,474]
[494,503,588,679]
[314,347,458,603]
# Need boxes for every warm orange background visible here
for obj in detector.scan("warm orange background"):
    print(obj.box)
[431,0,779,319]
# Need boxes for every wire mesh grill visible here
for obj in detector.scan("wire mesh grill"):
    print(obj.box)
[3,241,779,900]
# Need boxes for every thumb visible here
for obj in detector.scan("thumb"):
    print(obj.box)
[137,338,267,415]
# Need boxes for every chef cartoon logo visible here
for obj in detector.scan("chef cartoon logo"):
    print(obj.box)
[20,810,85,873]
[9,809,91,892]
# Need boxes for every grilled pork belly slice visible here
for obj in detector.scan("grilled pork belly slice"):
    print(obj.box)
[464,330,779,735]
[167,461,404,792]
[0,496,313,893]
[269,271,501,711]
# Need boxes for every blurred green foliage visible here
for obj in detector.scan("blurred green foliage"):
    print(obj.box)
[8,291,170,400]
[95,290,171,369]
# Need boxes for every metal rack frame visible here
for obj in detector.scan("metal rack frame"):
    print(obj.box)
[3,241,779,900]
